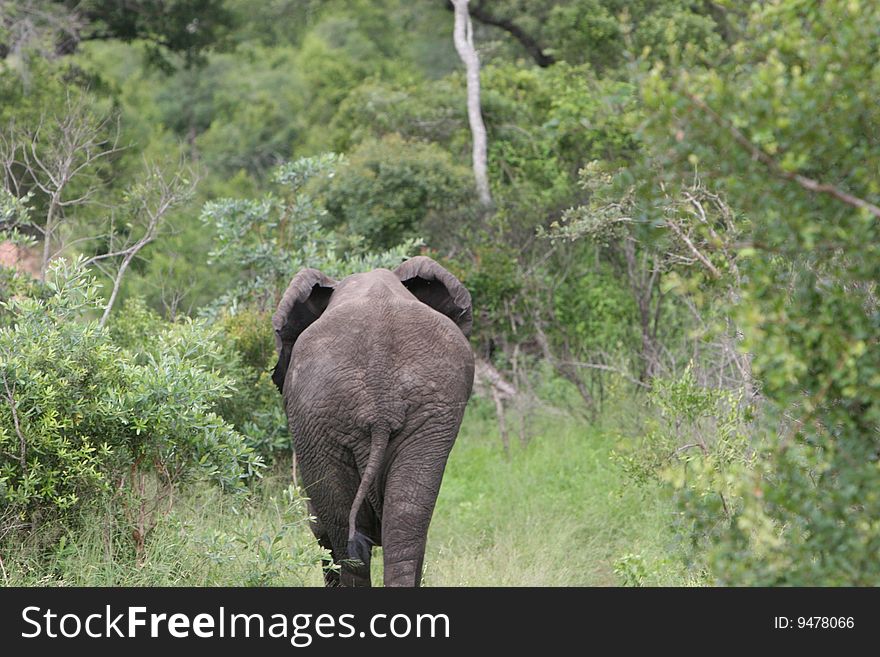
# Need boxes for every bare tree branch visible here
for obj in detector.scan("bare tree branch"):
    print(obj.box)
[664,215,722,279]
[5,94,124,279]
[97,159,196,327]
[445,1,556,67]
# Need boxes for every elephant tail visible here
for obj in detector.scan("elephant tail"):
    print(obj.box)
[347,423,389,563]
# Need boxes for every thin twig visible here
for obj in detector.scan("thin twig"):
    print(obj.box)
[2,373,26,473]
[665,216,722,278]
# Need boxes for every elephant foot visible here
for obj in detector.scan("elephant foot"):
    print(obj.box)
[340,562,372,587]
[348,530,375,564]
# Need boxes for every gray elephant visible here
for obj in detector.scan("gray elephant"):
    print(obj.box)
[272,256,474,587]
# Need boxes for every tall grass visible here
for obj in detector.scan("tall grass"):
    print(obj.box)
[2,397,689,586]
[423,399,685,586]
[2,472,326,587]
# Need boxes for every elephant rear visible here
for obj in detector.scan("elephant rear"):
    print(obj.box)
[272,257,474,586]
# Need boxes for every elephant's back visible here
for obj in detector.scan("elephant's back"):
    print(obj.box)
[287,296,473,433]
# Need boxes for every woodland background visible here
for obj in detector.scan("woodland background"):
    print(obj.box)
[1,0,878,586]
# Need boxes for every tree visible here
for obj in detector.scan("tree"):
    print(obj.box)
[641,0,880,584]
[0,0,81,64]
[87,160,196,326]
[451,0,492,208]
[443,0,556,67]
[320,135,472,251]
[1,92,194,322]
[1,92,126,280]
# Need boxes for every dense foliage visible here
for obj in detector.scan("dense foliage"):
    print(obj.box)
[639,0,880,585]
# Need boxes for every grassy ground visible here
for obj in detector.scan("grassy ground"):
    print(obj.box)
[2,399,688,587]
[422,401,683,586]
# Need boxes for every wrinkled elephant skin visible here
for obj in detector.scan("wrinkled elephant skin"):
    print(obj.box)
[272,256,474,587]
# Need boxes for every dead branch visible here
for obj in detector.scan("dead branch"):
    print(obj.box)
[96,159,196,327]
[664,216,722,279]
[4,93,123,279]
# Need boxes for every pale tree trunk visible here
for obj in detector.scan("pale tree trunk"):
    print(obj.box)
[451,0,492,208]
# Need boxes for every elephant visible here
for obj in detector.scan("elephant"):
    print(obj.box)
[272,256,475,587]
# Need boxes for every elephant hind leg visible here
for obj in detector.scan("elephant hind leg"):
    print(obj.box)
[305,488,375,586]
[297,429,382,586]
[381,450,453,586]
[327,522,371,587]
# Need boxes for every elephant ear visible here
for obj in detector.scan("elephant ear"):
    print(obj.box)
[272,268,336,393]
[394,256,473,338]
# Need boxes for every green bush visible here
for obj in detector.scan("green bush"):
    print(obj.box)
[327,78,465,153]
[613,364,753,576]
[642,0,880,584]
[452,243,524,350]
[219,306,275,372]
[0,260,261,551]
[544,0,724,71]
[215,307,291,461]
[200,155,428,312]
[553,260,639,363]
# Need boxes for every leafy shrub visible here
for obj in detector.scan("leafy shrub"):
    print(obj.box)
[219,306,275,372]
[546,0,724,71]
[641,0,880,584]
[215,307,291,461]
[453,243,524,350]
[328,79,465,153]
[613,553,650,587]
[613,364,753,574]
[1,260,125,524]
[0,260,261,554]
[195,483,332,586]
[108,296,169,354]
[200,153,343,314]
[201,154,426,312]
[553,261,639,364]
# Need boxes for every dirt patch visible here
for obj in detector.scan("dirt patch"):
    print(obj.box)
[0,241,41,277]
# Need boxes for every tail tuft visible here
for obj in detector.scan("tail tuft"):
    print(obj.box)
[347,531,375,565]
